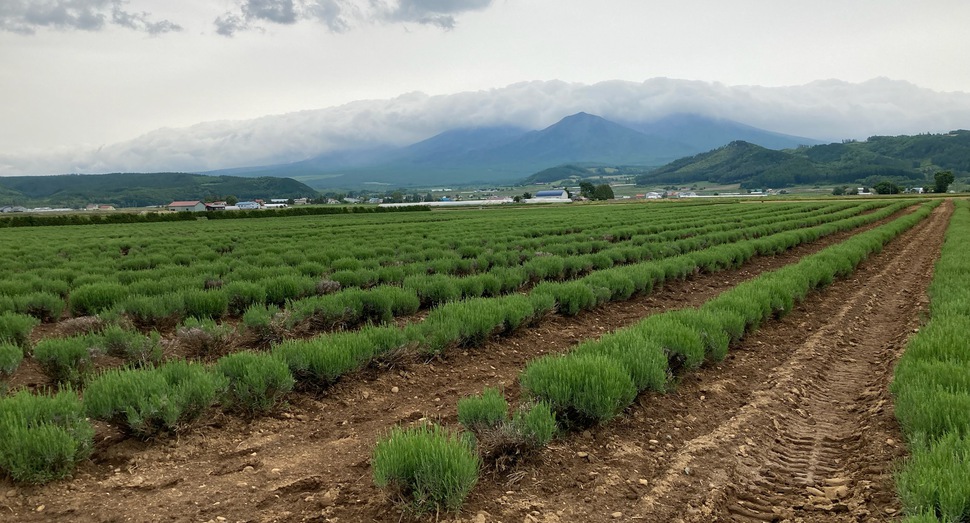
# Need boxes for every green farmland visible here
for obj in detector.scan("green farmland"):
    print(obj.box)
[0,198,966,522]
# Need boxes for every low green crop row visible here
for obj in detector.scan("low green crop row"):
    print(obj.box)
[0,389,93,484]
[891,200,970,523]
[1,347,296,483]
[31,325,163,386]
[531,198,915,317]
[244,201,919,397]
[0,202,890,331]
[368,201,937,513]
[262,200,912,344]
[520,201,937,426]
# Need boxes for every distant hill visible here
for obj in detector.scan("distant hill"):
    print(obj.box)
[0,172,317,208]
[524,164,598,184]
[638,130,970,188]
[208,112,821,189]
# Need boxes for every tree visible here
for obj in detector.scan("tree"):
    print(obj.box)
[934,170,955,193]
[579,181,595,199]
[592,184,614,200]
[522,192,532,200]
[225,195,238,205]
[831,186,846,196]
[874,181,901,195]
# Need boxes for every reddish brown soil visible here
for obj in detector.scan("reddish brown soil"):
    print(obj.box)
[0,202,947,523]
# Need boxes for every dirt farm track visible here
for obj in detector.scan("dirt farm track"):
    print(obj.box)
[0,201,952,523]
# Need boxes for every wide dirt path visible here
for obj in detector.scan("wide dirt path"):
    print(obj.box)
[0,203,941,523]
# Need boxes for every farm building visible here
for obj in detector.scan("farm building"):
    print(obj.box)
[535,190,569,199]
[168,200,206,212]
[205,202,227,211]
[525,190,571,203]
[236,201,260,209]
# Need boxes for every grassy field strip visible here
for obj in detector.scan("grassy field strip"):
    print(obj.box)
[271,199,920,387]
[0,202,870,328]
[0,202,878,327]
[278,201,896,337]
[0,200,917,489]
[891,199,970,523]
[371,201,940,512]
[0,202,902,389]
[0,200,913,395]
[520,200,939,422]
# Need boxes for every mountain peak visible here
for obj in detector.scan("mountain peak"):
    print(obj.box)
[562,111,598,120]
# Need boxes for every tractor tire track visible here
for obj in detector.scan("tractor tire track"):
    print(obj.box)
[637,200,951,522]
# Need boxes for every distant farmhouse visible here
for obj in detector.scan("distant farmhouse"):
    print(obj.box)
[168,200,206,212]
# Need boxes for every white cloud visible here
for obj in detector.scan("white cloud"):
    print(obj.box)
[3,77,970,175]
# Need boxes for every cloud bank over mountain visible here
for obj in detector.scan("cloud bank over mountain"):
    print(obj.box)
[3,77,970,176]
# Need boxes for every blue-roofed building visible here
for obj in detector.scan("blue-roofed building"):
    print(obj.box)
[535,190,569,198]
[525,189,571,203]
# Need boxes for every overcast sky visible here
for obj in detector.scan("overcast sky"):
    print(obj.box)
[2,0,970,174]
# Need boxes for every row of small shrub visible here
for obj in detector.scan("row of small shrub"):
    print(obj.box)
[373,392,556,515]
[457,388,557,466]
[0,203,431,229]
[377,202,931,509]
[411,294,555,354]
[3,203,880,330]
[1,348,296,483]
[531,199,915,318]
[891,200,970,522]
[0,292,66,322]
[364,202,915,514]
[0,312,39,349]
[0,389,94,483]
[259,201,918,398]
[0,201,903,488]
[0,202,878,300]
[520,201,937,428]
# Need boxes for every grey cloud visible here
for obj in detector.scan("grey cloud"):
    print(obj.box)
[111,7,181,34]
[6,78,970,176]
[380,0,494,29]
[0,0,180,35]
[215,0,354,36]
[215,0,491,36]
[306,0,353,32]
[244,0,299,24]
[214,12,249,36]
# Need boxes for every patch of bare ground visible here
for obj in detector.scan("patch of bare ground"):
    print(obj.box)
[0,203,938,523]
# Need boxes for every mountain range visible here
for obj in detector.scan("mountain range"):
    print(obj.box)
[6,78,970,180]
[211,112,821,188]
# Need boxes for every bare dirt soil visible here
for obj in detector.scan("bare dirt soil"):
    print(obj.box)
[0,202,948,523]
